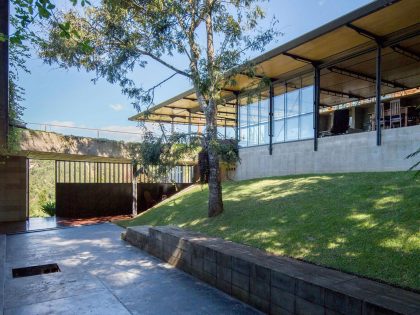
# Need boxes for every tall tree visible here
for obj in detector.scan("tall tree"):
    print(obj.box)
[40,0,276,217]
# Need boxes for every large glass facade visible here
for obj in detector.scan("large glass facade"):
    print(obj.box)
[239,82,314,147]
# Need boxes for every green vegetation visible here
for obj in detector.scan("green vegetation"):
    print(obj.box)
[29,160,55,217]
[41,201,56,216]
[119,172,420,290]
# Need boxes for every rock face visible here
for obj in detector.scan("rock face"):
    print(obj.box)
[18,129,132,162]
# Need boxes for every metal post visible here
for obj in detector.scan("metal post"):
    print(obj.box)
[188,111,192,141]
[171,117,175,133]
[224,118,227,139]
[314,67,320,151]
[269,84,274,155]
[235,93,239,141]
[132,163,138,216]
[376,44,382,146]
[0,0,9,147]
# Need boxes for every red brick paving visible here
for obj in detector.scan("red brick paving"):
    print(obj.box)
[0,215,132,234]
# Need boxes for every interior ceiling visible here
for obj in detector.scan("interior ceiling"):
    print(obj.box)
[130,0,420,126]
[320,37,420,106]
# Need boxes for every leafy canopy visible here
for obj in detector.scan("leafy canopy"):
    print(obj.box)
[39,0,278,112]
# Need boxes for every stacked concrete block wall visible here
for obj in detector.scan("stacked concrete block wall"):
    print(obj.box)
[123,226,420,315]
[234,125,420,180]
[0,156,27,222]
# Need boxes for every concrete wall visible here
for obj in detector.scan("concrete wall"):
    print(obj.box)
[18,129,132,162]
[0,156,28,222]
[56,182,192,218]
[124,226,420,315]
[234,125,420,181]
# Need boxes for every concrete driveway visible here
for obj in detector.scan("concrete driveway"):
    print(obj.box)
[2,223,259,315]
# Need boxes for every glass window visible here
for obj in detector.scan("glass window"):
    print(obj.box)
[273,119,285,143]
[248,125,258,146]
[286,117,299,141]
[248,101,259,125]
[239,105,248,146]
[260,98,269,123]
[259,97,269,145]
[225,127,236,139]
[237,83,313,147]
[259,123,269,145]
[286,89,300,117]
[301,86,314,114]
[239,127,248,146]
[274,93,285,119]
[239,104,247,127]
[300,113,313,139]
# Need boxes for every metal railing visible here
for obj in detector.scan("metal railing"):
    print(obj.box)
[56,160,132,184]
[137,165,195,184]
[26,122,144,142]
[56,160,195,184]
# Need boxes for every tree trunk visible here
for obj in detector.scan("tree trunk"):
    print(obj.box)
[205,99,224,217]
[207,145,223,217]
[204,2,223,217]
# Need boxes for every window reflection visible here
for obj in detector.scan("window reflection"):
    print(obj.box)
[300,113,314,139]
[238,83,314,148]
[301,86,314,114]
[286,116,299,141]
[286,89,300,117]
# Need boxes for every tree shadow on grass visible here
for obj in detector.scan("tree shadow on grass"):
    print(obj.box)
[130,172,420,290]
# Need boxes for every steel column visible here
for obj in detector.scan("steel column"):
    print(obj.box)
[314,67,320,151]
[132,163,138,216]
[269,84,274,155]
[188,111,192,140]
[0,0,8,147]
[376,44,382,146]
[235,93,239,141]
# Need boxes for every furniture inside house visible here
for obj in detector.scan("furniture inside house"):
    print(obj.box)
[331,109,350,135]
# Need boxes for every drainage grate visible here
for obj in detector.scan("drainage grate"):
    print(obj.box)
[12,263,61,278]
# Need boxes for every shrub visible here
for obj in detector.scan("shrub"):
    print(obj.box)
[41,201,56,216]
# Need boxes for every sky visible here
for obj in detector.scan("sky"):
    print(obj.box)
[18,0,372,141]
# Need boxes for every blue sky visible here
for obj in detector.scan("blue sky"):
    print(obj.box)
[19,0,371,141]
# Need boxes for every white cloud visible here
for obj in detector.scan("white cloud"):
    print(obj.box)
[109,104,125,111]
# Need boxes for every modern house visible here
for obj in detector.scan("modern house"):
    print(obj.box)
[129,0,420,180]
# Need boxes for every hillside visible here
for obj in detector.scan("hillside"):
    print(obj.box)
[119,172,420,290]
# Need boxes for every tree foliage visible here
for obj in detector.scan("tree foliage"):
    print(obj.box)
[38,0,277,216]
[0,16,29,156]
[129,132,240,184]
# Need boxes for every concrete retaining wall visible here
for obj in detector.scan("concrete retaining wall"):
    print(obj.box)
[19,129,132,162]
[123,226,420,315]
[0,156,27,222]
[234,125,420,180]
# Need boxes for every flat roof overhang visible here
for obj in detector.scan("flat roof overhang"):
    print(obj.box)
[129,0,420,126]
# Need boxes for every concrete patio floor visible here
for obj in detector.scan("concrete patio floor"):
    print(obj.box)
[1,223,259,315]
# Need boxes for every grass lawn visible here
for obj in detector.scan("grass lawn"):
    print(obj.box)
[118,172,420,291]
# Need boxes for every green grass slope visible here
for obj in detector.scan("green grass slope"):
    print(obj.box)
[119,172,420,290]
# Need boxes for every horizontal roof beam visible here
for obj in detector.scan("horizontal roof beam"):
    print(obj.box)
[283,52,318,65]
[346,23,382,43]
[391,45,420,62]
[328,66,408,89]
[320,88,362,99]
[182,96,237,106]
[145,111,236,122]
